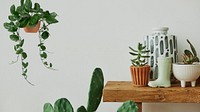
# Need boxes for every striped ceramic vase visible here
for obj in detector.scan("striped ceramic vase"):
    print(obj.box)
[144,27,178,79]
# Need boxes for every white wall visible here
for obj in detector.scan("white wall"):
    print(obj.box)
[1,0,200,112]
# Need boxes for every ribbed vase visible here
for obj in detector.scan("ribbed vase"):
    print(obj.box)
[130,65,150,86]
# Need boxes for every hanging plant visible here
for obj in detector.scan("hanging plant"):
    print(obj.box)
[3,0,58,85]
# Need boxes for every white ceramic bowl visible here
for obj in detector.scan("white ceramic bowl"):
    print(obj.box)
[173,63,200,87]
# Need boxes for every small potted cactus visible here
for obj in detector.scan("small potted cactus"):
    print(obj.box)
[173,39,200,87]
[129,42,150,86]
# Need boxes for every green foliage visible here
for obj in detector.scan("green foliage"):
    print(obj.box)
[54,98,74,112]
[3,0,58,84]
[77,106,87,112]
[87,68,104,112]
[129,43,150,66]
[182,39,200,64]
[43,103,54,112]
[43,68,104,112]
[117,100,138,112]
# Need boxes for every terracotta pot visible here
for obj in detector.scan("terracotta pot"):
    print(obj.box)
[24,21,40,33]
[130,65,150,86]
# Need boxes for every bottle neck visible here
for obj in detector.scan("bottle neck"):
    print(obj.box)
[152,27,169,35]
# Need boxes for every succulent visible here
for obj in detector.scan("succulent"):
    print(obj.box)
[117,100,138,112]
[3,0,58,85]
[182,39,199,64]
[129,43,150,66]
[43,68,104,112]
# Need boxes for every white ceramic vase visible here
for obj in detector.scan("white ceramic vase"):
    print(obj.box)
[173,63,200,87]
[144,27,178,79]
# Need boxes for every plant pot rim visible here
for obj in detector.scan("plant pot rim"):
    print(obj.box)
[130,65,150,68]
[173,62,200,66]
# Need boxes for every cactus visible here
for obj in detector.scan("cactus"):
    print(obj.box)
[183,39,199,64]
[117,100,138,112]
[77,106,87,112]
[43,103,53,112]
[129,43,150,66]
[54,98,74,112]
[87,68,104,112]
[43,68,104,112]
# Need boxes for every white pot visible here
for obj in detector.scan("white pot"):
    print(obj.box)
[172,63,200,87]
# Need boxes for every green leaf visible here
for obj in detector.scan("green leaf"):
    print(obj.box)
[40,52,47,59]
[43,11,58,24]
[41,31,50,40]
[21,0,25,6]
[4,22,12,29]
[129,52,138,56]
[10,34,19,42]
[54,98,74,112]
[25,0,32,11]
[16,48,23,54]
[4,22,18,32]
[33,3,40,12]
[22,62,28,68]
[186,39,197,57]
[43,103,53,112]
[141,45,146,50]
[43,62,48,65]
[22,52,27,59]
[22,73,27,76]
[87,68,104,112]
[141,55,150,58]
[49,63,53,67]
[138,43,143,51]
[16,6,23,14]
[117,100,138,112]
[38,43,44,47]
[8,15,16,21]
[24,69,28,73]
[141,50,150,53]
[18,17,29,28]
[129,46,138,52]
[14,45,18,51]
[10,5,15,14]
[50,12,58,17]
[28,14,40,27]
[18,39,24,47]
[13,12,20,20]
[77,106,87,112]
[40,45,46,51]
[46,17,58,24]
[184,50,193,56]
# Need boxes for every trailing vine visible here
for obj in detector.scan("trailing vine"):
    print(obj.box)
[3,0,58,85]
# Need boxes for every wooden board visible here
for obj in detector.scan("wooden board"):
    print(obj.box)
[103,81,200,103]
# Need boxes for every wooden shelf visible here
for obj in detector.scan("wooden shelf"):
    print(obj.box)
[103,81,200,112]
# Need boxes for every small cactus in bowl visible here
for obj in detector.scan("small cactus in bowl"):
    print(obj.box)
[173,39,200,87]
[182,39,199,64]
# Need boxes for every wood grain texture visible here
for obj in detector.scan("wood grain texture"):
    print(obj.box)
[103,81,200,103]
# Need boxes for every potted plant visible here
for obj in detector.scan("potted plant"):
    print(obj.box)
[173,39,200,87]
[129,42,150,86]
[3,0,58,84]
